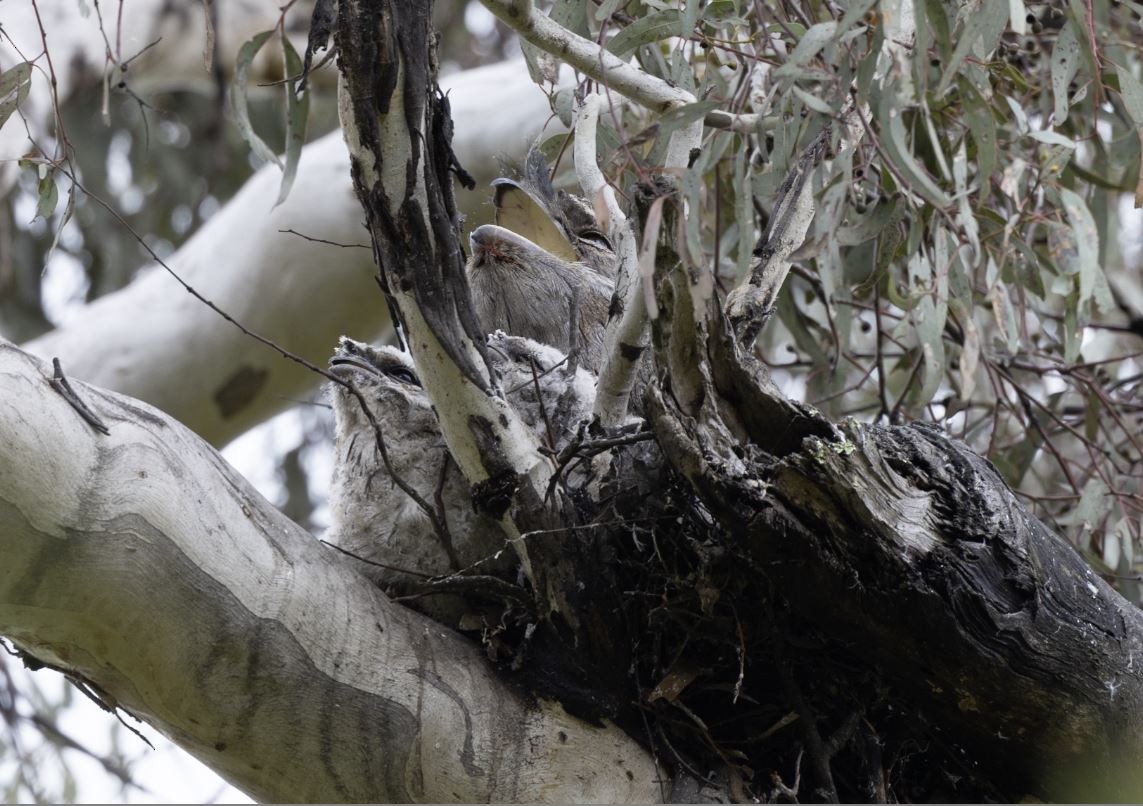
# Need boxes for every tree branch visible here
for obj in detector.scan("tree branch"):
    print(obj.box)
[479,0,768,133]
[577,93,644,427]
[0,339,659,803]
[334,1,630,654]
[581,90,703,427]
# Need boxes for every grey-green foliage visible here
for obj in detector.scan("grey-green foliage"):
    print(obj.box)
[528,0,1142,583]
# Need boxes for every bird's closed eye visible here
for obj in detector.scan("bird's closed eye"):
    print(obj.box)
[578,230,612,250]
[387,367,421,387]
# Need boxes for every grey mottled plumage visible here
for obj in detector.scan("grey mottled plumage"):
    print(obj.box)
[325,333,596,627]
[467,150,618,373]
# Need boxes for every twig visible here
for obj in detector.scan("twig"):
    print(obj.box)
[48,358,110,435]
[278,228,370,249]
[392,574,534,611]
[28,711,146,790]
[60,674,154,750]
[319,539,435,578]
[544,423,655,498]
[777,658,839,803]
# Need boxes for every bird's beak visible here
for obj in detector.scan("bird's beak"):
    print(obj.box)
[491,178,578,263]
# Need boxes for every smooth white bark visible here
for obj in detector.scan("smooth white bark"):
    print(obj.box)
[577,94,643,427]
[0,339,660,803]
[25,129,382,447]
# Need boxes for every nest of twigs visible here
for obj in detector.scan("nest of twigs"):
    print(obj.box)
[464,434,1008,803]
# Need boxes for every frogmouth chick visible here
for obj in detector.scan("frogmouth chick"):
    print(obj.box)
[325,334,596,627]
[467,149,618,374]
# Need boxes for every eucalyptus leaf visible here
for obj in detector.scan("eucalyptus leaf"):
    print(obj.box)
[912,0,931,91]
[775,21,838,78]
[1049,21,1081,126]
[777,286,830,365]
[594,0,622,22]
[1116,64,1143,123]
[0,62,31,129]
[1084,387,1100,443]
[520,39,561,86]
[553,87,576,128]
[231,30,281,168]
[1057,477,1112,539]
[876,82,951,208]
[1003,94,1029,135]
[856,21,882,99]
[791,85,836,116]
[922,0,952,63]
[953,141,980,260]
[834,0,877,38]
[1057,187,1113,313]
[1028,129,1076,149]
[45,182,77,262]
[1114,64,1143,206]
[275,34,310,208]
[1067,157,1135,192]
[550,0,590,37]
[657,100,721,135]
[606,10,684,59]
[36,172,58,221]
[992,424,1043,486]
[790,20,838,63]
[1011,239,1047,300]
[948,243,974,303]
[1065,0,1101,90]
[937,0,1007,95]
[682,0,702,37]
[952,298,980,400]
[836,198,898,246]
[960,80,997,189]
[917,335,947,405]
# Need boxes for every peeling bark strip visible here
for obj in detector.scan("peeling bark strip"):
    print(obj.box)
[335,0,490,390]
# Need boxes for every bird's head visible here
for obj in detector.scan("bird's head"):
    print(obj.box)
[327,337,440,461]
[469,147,616,280]
[329,334,597,458]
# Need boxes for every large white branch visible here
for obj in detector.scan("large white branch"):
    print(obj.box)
[0,339,659,803]
[25,130,381,446]
[20,61,562,448]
